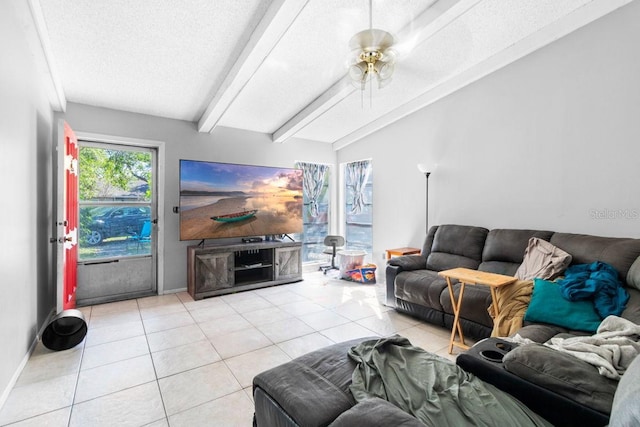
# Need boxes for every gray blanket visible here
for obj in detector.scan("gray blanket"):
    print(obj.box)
[348,336,552,426]
[544,315,640,380]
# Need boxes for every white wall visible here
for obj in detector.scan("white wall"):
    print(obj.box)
[59,103,336,291]
[0,1,55,404]
[337,1,640,264]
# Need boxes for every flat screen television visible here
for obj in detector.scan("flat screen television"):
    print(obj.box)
[179,159,303,241]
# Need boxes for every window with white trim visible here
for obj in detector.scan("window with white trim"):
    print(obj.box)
[295,162,331,263]
[344,160,372,259]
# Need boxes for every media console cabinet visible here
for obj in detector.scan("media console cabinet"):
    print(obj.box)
[187,240,303,300]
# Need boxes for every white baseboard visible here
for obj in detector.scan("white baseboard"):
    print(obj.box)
[0,308,56,409]
[162,287,187,295]
[303,262,323,274]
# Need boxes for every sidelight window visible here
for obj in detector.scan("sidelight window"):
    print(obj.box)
[344,160,373,260]
[295,162,331,263]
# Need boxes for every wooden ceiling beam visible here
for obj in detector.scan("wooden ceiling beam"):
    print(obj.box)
[198,0,310,133]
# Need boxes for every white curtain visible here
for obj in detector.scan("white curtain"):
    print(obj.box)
[296,162,328,217]
[347,160,371,214]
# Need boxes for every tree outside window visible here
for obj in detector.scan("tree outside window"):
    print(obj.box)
[78,145,152,260]
[345,160,373,261]
[295,162,330,263]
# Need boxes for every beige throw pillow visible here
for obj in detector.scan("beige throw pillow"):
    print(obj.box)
[515,237,572,281]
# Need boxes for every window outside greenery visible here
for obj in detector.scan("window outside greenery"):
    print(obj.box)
[295,163,330,263]
[78,145,153,261]
[345,161,372,260]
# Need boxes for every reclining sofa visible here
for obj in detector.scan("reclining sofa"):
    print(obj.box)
[386,224,640,340]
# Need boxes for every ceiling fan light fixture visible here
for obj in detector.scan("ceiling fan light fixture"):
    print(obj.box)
[349,61,368,81]
[348,33,396,92]
[347,0,398,106]
[347,27,396,94]
[376,60,394,80]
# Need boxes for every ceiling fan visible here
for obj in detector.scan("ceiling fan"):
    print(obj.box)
[343,0,464,108]
[348,0,397,93]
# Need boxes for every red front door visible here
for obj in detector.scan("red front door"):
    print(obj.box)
[56,121,79,311]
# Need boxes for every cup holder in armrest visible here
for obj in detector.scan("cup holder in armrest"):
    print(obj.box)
[466,338,516,364]
[479,350,505,363]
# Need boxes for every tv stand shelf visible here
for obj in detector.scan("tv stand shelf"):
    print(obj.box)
[235,264,272,271]
[187,241,302,300]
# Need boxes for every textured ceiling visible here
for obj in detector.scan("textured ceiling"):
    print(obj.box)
[36,0,632,148]
[39,0,271,121]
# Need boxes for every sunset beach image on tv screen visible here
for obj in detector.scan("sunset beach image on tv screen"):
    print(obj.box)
[179,160,303,241]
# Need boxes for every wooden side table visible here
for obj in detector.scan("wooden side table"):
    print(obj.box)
[438,267,517,354]
[385,247,421,260]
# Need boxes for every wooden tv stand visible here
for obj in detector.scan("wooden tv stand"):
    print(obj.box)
[187,240,302,300]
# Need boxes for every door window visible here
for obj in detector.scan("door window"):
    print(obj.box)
[78,144,153,260]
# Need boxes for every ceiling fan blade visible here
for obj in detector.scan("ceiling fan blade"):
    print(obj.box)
[377,74,393,89]
[349,29,394,51]
[381,48,396,63]
[393,34,420,58]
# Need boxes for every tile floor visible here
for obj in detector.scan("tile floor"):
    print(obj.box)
[0,272,467,427]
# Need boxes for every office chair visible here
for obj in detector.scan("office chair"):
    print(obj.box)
[320,235,345,274]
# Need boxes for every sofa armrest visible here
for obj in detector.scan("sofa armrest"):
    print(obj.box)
[253,338,366,427]
[385,256,427,307]
[503,344,617,415]
[329,398,423,427]
[385,264,401,307]
[609,354,640,426]
[457,338,610,427]
[388,255,427,271]
[627,255,640,289]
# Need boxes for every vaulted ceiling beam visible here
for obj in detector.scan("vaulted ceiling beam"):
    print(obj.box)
[272,0,480,143]
[198,0,309,133]
[272,77,354,143]
[22,0,67,111]
[331,0,633,151]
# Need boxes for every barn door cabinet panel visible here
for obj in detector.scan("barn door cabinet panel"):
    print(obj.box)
[275,246,302,281]
[195,252,234,293]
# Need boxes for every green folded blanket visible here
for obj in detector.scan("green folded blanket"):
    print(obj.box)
[348,336,552,426]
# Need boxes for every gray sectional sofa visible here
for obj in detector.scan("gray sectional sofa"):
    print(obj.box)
[253,224,640,426]
[253,336,640,426]
[386,224,640,340]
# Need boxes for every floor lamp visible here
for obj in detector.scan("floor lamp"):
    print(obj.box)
[417,164,431,235]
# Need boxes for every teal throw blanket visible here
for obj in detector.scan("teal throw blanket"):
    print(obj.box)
[558,261,629,317]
